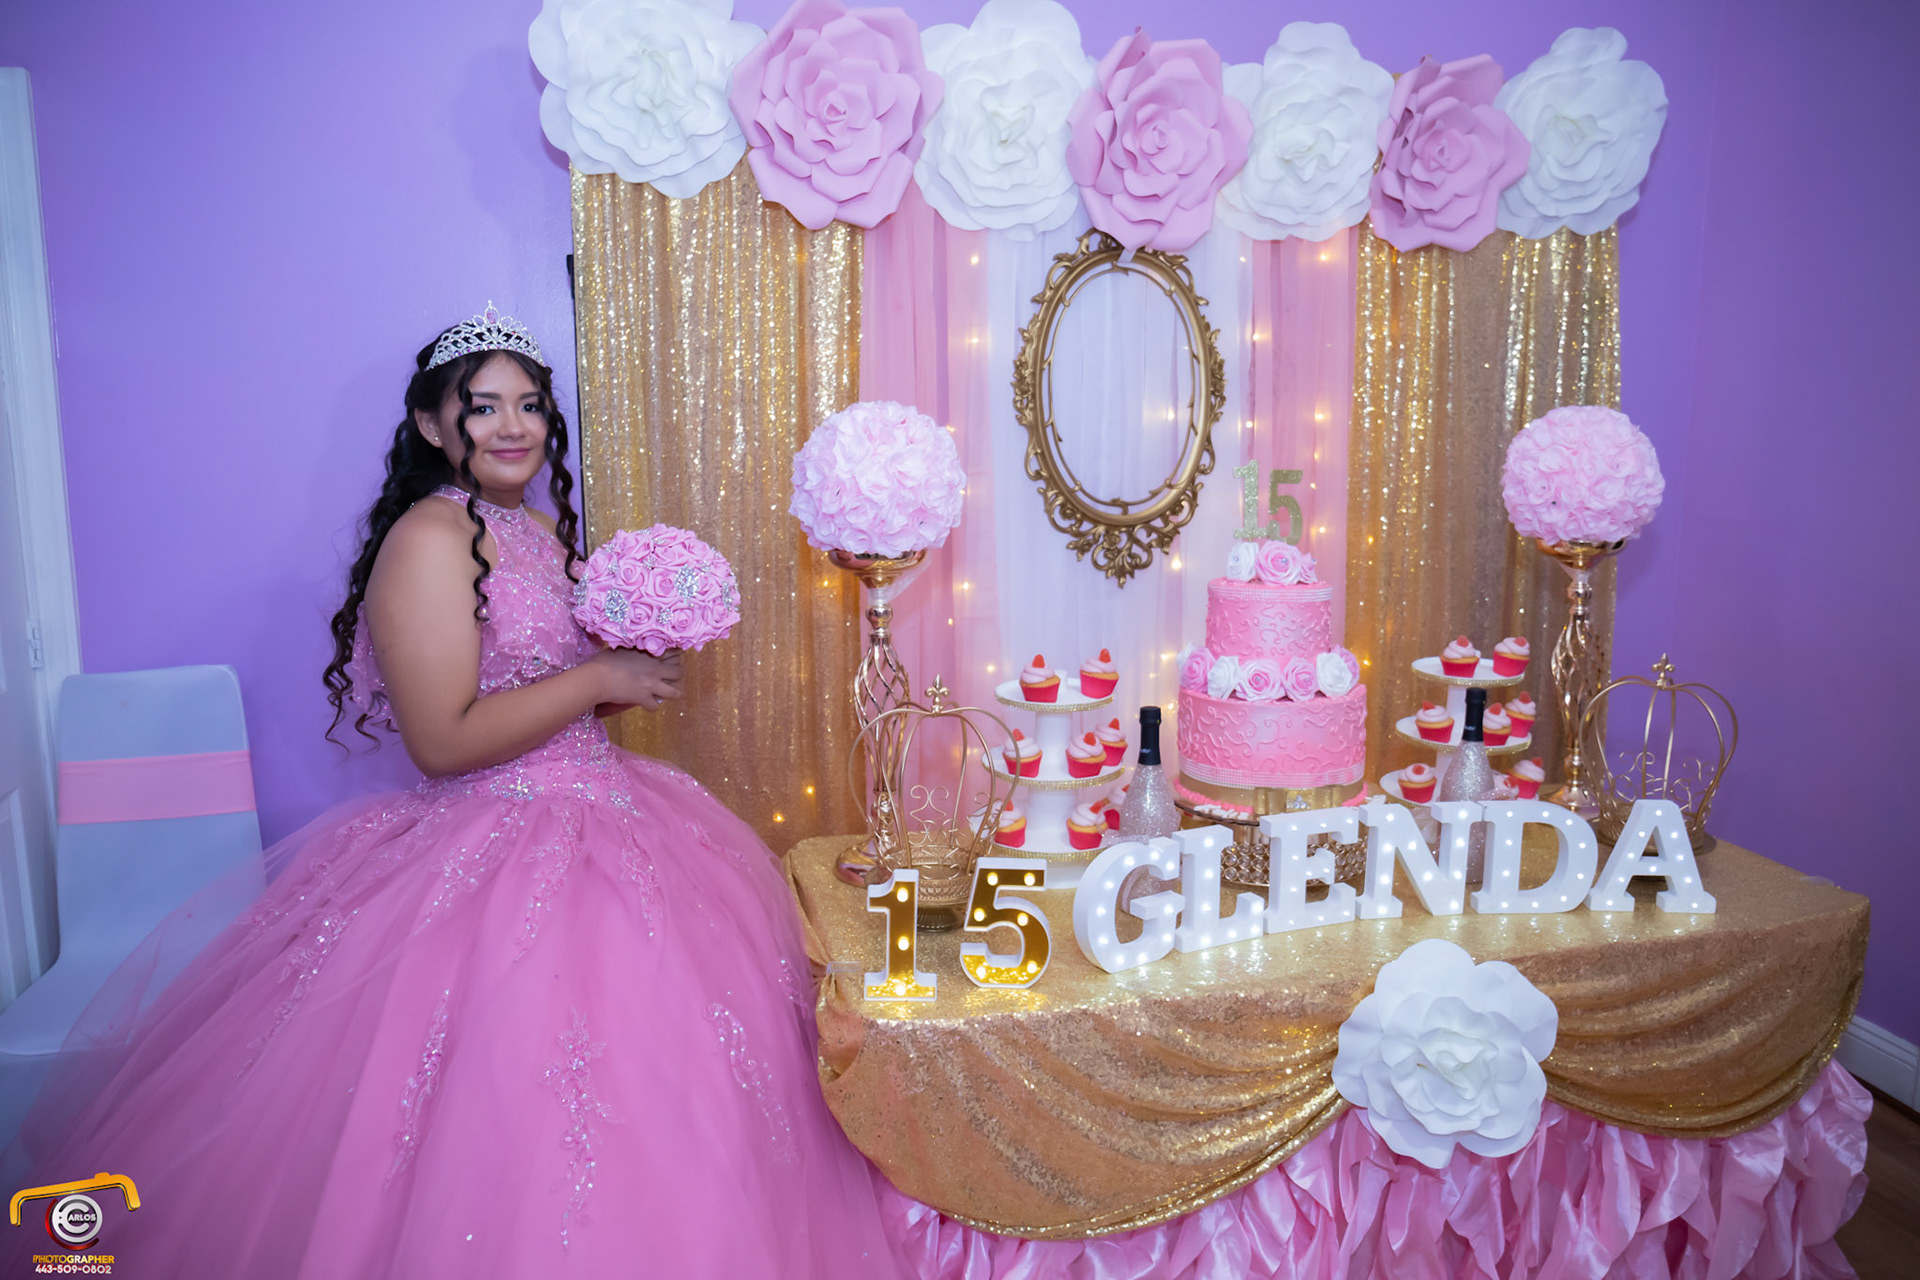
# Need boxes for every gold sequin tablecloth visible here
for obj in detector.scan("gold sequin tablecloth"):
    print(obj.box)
[784,836,1866,1239]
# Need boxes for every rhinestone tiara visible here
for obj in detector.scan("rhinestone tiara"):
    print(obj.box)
[426,302,543,370]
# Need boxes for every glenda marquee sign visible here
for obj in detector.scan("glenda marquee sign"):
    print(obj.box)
[863,797,1710,999]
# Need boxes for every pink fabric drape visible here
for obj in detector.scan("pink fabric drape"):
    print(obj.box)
[860,185,996,721]
[880,1060,1869,1280]
[58,750,256,824]
[1250,232,1357,640]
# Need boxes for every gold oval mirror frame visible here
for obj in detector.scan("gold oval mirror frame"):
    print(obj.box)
[1012,229,1224,585]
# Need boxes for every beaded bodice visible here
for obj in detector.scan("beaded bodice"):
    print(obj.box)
[349,486,624,800]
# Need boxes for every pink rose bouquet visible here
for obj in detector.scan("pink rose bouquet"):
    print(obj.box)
[790,399,966,557]
[572,525,741,655]
[1369,54,1529,253]
[729,0,942,230]
[1065,30,1252,252]
[1280,656,1320,702]
[1177,643,1214,693]
[1254,539,1319,586]
[1235,657,1284,703]
[1501,405,1664,544]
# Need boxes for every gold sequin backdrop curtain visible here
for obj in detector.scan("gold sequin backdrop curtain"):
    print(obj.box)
[1347,225,1620,781]
[571,162,863,845]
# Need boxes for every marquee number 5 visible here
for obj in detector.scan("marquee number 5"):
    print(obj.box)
[960,857,1051,989]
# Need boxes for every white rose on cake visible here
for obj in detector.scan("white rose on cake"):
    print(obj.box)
[1224,541,1259,582]
[1333,938,1558,1168]
[1315,649,1356,697]
[1205,655,1244,701]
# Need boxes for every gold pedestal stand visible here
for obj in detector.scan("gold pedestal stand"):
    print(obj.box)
[1172,776,1368,886]
[830,549,928,885]
[1537,538,1625,815]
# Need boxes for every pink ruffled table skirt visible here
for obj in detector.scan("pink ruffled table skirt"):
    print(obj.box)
[881,1062,1870,1280]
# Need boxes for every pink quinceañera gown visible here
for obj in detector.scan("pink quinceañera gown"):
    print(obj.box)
[3,487,904,1278]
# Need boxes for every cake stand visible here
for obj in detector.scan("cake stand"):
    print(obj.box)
[981,676,1126,886]
[1381,656,1538,831]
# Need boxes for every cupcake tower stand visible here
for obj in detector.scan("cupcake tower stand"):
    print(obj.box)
[1378,656,1533,824]
[982,678,1125,886]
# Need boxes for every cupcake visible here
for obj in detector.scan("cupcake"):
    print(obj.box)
[1440,636,1480,677]
[1067,802,1106,851]
[1095,717,1128,766]
[994,805,1027,848]
[1481,702,1512,746]
[1067,731,1107,778]
[1020,654,1061,702]
[1491,775,1521,801]
[1001,729,1041,778]
[1506,693,1536,738]
[1415,701,1454,742]
[1492,636,1531,677]
[1103,782,1128,829]
[1399,762,1437,803]
[1509,757,1546,800]
[1079,648,1118,698]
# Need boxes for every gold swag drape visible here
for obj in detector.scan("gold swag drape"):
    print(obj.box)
[1346,225,1621,782]
[570,162,863,845]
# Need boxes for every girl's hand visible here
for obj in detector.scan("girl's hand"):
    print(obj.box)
[588,647,686,711]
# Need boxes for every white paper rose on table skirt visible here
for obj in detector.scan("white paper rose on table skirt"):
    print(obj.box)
[1495,28,1668,238]
[915,0,1095,239]
[1215,22,1392,243]
[529,0,763,199]
[1333,937,1558,1168]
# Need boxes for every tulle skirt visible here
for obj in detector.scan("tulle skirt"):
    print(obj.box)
[2,751,903,1279]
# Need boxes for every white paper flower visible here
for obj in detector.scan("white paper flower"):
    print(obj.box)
[1494,28,1668,238]
[914,0,1095,238]
[1224,540,1259,582]
[529,0,763,199]
[1214,23,1392,243]
[1333,937,1558,1168]
[1205,655,1244,701]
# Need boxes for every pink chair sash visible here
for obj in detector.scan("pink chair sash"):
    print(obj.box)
[58,750,256,825]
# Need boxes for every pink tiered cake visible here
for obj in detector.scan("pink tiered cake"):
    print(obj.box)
[1176,574,1367,807]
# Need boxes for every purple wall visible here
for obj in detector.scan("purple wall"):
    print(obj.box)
[2,2,1909,1038]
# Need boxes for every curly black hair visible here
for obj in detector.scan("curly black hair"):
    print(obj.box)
[322,331,582,746]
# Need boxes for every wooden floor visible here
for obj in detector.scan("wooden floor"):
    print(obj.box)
[1836,1087,1920,1278]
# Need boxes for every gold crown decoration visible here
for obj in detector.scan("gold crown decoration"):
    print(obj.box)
[848,677,1021,930]
[1580,654,1739,853]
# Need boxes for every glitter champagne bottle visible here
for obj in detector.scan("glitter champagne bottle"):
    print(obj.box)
[1115,706,1178,841]
[1435,687,1497,882]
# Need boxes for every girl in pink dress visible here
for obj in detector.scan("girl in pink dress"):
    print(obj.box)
[3,310,903,1278]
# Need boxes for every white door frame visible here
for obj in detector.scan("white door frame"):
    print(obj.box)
[0,67,82,980]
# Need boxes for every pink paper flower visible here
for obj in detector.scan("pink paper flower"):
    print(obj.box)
[729,0,943,230]
[1280,656,1320,702]
[790,399,965,557]
[1501,405,1663,544]
[1254,539,1305,586]
[1236,658,1284,703]
[1065,29,1252,251]
[1177,644,1214,693]
[573,525,741,655]
[1369,55,1529,253]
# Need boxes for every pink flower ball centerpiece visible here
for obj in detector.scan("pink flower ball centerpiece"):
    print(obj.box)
[573,526,742,656]
[790,399,966,558]
[1501,405,1664,546]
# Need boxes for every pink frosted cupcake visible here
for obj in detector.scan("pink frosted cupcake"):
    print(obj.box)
[1399,762,1437,803]
[1001,730,1041,778]
[1020,654,1061,702]
[1481,702,1512,746]
[1440,636,1480,677]
[1067,802,1106,851]
[1095,717,1127,766]
[1067,731,1107,779]
[1103,781,1128,829]
[1415,701,1454,742]
[1506,692,1537,738]
[1079,648,1118,698]
[994,805,1027,848]
[1492,636,1530,677]
[1509,756,1546,799]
